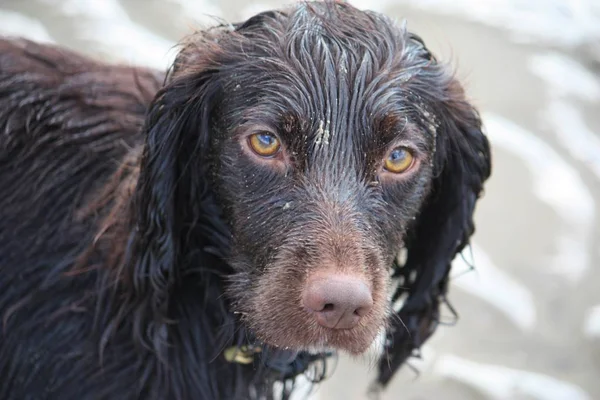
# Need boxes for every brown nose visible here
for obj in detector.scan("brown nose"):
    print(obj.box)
[303,274,373,330]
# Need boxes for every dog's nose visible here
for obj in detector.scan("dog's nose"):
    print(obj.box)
[303,274,373,330]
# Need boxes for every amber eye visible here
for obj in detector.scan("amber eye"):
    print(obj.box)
[248,132,281,157]
[384,147,414,173]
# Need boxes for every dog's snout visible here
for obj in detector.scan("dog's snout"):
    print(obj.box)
[302,274,373,330]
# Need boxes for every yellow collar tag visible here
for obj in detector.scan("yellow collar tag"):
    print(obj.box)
[224,345,262,364]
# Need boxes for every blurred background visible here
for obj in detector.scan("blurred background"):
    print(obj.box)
[1,0,599,399]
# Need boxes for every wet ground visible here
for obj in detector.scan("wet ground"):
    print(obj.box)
[1,1,599,399]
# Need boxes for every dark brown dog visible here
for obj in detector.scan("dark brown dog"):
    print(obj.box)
[0,2,491,399]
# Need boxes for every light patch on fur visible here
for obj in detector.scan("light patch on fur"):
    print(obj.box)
[395,247,408,266]
[314,119,331,147]
[365,329,386,358]
[391,291,409,313]
[415,100,440,138]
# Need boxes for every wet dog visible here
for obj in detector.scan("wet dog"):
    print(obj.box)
[0,2,491,399]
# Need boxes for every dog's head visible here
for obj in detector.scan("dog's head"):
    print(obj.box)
[129,0,490,380]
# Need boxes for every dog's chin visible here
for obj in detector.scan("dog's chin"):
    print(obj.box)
[250,320,383,356]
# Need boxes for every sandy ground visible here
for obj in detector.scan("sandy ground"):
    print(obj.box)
[1,1,599,399]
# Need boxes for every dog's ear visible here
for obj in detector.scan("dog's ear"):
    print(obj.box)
[377,47,492,387]
[121,43,225,338]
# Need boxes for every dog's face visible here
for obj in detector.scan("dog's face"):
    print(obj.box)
[215,96,435,353]
[206,8,438,354]
[136,2,490,362]
[216,108,433,354]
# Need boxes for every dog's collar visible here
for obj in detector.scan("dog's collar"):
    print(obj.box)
[224,345,262,364]
[224,345,334,380]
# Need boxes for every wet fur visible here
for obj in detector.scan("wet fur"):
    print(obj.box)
[0,2,491,399]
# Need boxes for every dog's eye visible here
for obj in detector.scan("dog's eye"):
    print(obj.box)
[384,147,414,173]
[248,132,281,157]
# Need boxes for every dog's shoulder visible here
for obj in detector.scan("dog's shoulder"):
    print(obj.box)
[0,37,164,155]
[0,38,162,272]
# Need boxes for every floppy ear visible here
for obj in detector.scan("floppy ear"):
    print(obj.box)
[118,46,226,346]
[105,15,284,358]
[377,64,492,386]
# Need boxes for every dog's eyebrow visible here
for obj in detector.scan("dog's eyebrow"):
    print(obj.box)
[373,114,431,151]
[234,122,279,136]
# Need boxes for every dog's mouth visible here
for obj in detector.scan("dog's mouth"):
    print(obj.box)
[244,290,389,356]
[229,243,391,356]
[249,318,385,355]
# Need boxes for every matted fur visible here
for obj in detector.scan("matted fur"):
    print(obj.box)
[0,2,491,399]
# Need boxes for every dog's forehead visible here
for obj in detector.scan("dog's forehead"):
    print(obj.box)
[259,50,432,162]
[219,3,439,171]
